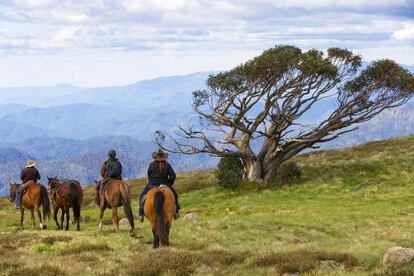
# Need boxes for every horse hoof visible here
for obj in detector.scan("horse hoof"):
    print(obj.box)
[43,225,47,230]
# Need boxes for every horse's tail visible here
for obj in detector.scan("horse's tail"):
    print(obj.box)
[70,182,81,223]
[154,191,169,246]
[120,183,135,231]
[40,185,51,220]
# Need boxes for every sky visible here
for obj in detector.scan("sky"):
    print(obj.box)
[0,0,413,87]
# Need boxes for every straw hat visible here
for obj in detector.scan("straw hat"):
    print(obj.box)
[152,149,168,161]
[26,160,36,168]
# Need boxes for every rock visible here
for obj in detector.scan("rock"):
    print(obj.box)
[317,260,344,271]
[184,212,198,220]
[119,218,129,225]
[195,264,213,274]
[383,247,414,266]
[240,206,252,211]
[86,267,91,272]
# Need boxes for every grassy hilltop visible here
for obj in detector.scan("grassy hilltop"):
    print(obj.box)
[0,135,413,275]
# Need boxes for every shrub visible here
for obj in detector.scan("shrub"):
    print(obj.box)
[273,162,302,186]
[217,156,244,189]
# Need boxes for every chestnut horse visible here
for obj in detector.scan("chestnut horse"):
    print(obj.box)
[9,181,51,229]
[95,179,135,237]
[144,185,175,248]
[47,177,83,231]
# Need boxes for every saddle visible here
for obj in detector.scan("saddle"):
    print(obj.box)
[20,181,34,196]
[140,184,170,207]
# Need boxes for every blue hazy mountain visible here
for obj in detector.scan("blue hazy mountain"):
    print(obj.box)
[0,69,412,195]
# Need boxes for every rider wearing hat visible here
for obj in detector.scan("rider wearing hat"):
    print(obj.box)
[138,149,180,222]
[15,160,41,208]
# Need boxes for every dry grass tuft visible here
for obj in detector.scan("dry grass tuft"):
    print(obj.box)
[59,242,112,255]
[8,264,67,276]
[42,236,73,245]
[253,250,358,273]
[127,248,198,276]
[201,249,250,265]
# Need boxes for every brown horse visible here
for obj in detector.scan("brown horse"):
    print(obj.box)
[47,177,83,231]
[9,181,51,229]
[95,179,135,236]
[144,185,175,248]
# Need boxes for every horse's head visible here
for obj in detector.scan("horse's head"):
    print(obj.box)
[9,182,19,202]
[47,176,59,190]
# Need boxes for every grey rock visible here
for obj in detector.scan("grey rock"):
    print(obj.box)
[119,218,130,225]
[184,212,198,220]
[383,247,414,266]
[240,206,252,211]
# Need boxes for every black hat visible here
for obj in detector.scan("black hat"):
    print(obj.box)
[108,149,116,158]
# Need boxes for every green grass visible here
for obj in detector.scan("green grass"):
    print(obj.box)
[0,135,413,275]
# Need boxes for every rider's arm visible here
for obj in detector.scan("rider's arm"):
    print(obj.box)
[147,163,153,179]
[168,164,176,185]
[36,169,41,180]
[20,169,24,181]
[100,161,107,178]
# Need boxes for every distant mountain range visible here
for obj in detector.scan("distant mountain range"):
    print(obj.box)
[0,68,412,196]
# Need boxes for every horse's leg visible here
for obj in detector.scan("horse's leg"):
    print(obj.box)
[60,207,65,230]
[30,209,35,228]
[53,205,60,230]
[152,229,159,249]
[112,207,119,231]
[99,206,106,231]
[20,208,24,228]
[35,206,43,230]
[166,222,171,245]
[75,209,80,232]
[65,207,70,231]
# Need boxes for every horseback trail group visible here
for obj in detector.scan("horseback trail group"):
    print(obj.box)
[8,149,180,248]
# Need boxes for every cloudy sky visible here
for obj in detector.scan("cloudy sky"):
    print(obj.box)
[0,0,413,87]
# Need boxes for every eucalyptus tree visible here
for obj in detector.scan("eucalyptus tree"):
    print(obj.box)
[156,45,414,188]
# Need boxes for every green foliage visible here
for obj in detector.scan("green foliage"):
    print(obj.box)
[216,156,244,189]
[273,162,302,186]
[0,136,413,275]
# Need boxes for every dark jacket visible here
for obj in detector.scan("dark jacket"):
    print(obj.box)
[20,167,41,184]
[147,161,176,185]
[100,158,122,180]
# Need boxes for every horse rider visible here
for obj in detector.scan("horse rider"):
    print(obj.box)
[95,149,123,206]
[15,160,41,209]
[138,149,180,222]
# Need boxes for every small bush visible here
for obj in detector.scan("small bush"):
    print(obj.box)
[217,156,244,189]
[273,162,302,186]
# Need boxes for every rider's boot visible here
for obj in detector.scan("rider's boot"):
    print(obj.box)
[138,206,144,223]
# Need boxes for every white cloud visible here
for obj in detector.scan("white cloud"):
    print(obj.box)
[0,0,412,86]
[13,0,57,9]
[392,22,414,40]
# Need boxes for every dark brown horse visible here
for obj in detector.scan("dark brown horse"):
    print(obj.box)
[144,185,175,248]
[47,177,83,231]
[9,181,51,229]
[95,179,135,236]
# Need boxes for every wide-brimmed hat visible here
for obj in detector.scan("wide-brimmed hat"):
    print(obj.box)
[26,160,36,168]
[152,149,168,161]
